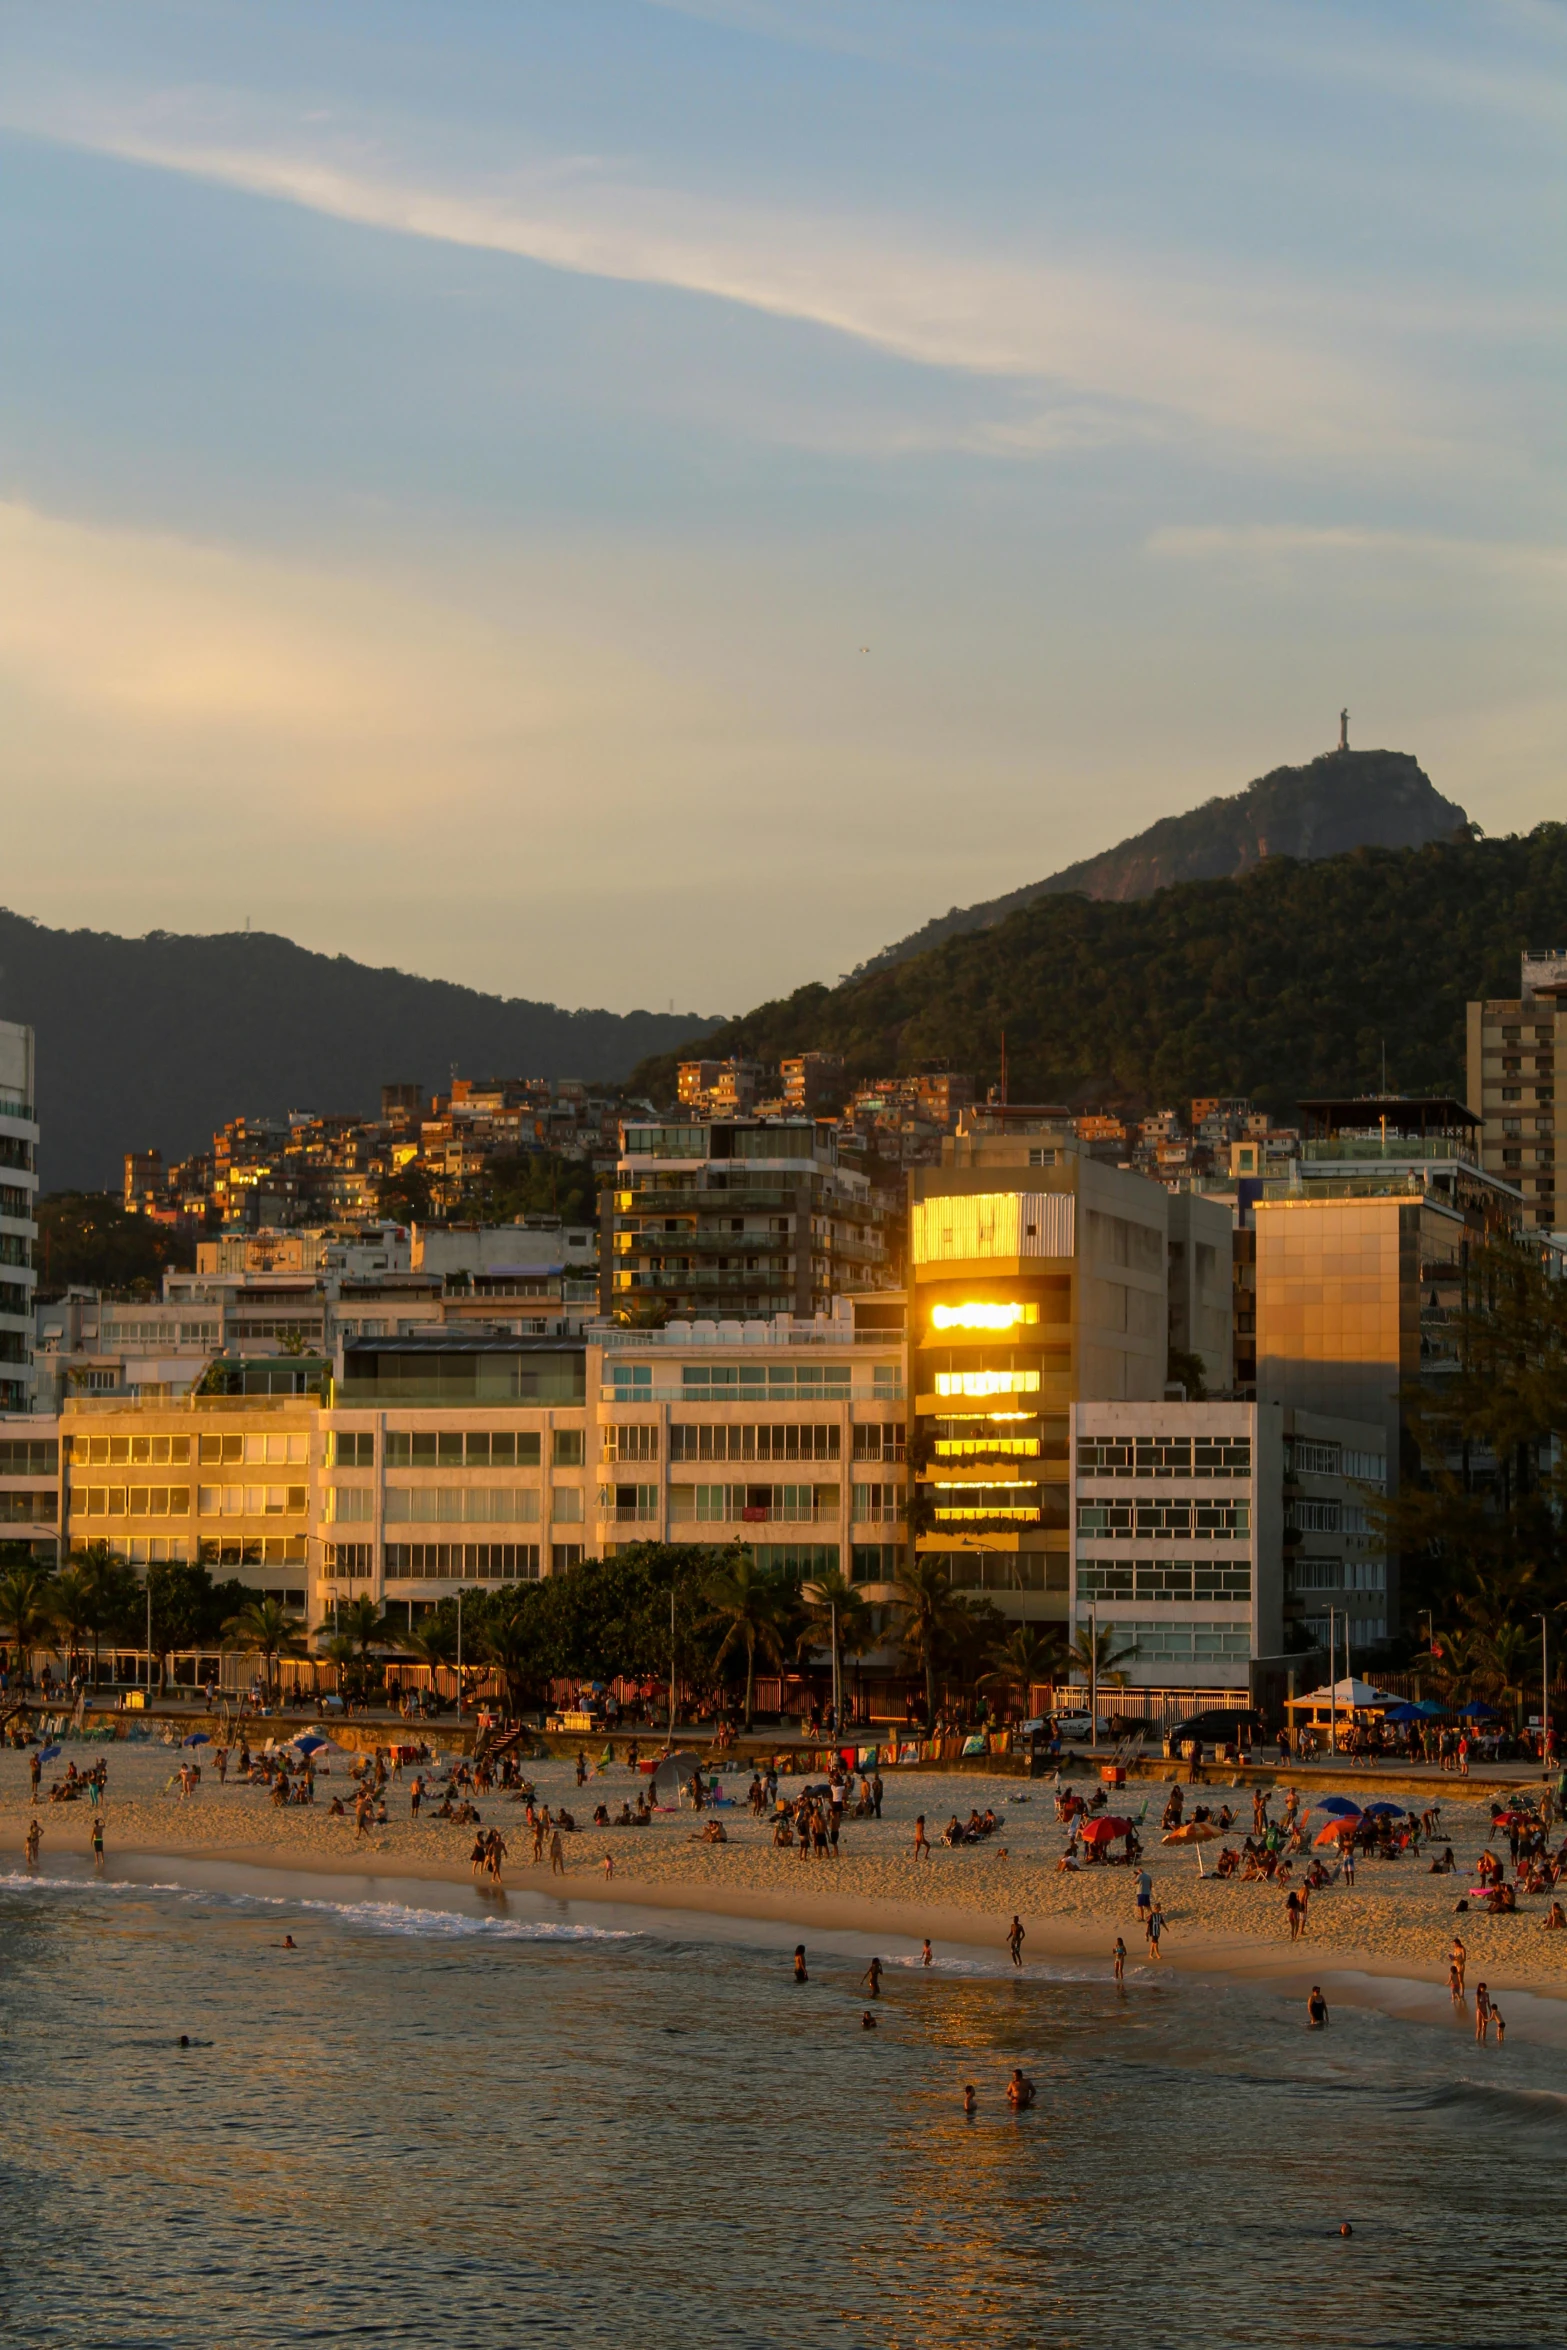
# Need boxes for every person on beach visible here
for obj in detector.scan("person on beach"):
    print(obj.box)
[1450,1936,1467,1997]
[1006,2069,1036,2110]
[24,1818,41,1867]
[1545,1902,1567,1931]
[91,1817,104,1870]
[1113,1937,1126,1985]
[1007,1915,1025,1969]
[793,1945,809,1983]
[1307,1986,1329,2029]
[1285,1890,1302,1943]
[872,1771,884,1819]
[1134,1866,1152,1923]
[1473,1981,1493,2042]
[1493,2010,1506,2045]
[410,1777,423,1819]
[962,2084,977,2116]
[549,1829,565,1876]
[920,1939,934,1968]
[913,1815,931,1863]
[29,1752,41,1800]
[862,1957,884,1998]
[1146,1903,1165,1958]
[602,1850,614,1881]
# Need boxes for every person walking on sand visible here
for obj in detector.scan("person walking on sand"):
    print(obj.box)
[1134,1866,1152,1930]
[1146,1902,1165,1959]
[1113,1936,1126,1985]
[1285,1889,1302,1943]
[410,1776,423,1820]
[91,1816,104,1870]
[29,1752,41,1800]
[549,1829,565,1876]
[1007,1915,1025,1968]
[913,1814,931,1864]
[1450,1936,1467,1999]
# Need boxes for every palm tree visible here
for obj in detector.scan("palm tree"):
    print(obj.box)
[796,1568,871,1722]
[703,1552,787,1728]
[222,1595,306,1697]
[400,1617,457,1696]
[317,1630,357,1697]
[894,1555,964,1725]
[70,1543,138,1694]
[981,1624,1065,1720]
[50,1564,94,1684]
[1067,1620,1139,1692]
[0,1558,57,1687]
[479,1602,534,1719]
[1424,1623,1480,1710]
[1476,1619,1535,1726]
[336,1594,387,1676]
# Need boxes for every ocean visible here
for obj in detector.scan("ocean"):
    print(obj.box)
[0,1855,1563,2348]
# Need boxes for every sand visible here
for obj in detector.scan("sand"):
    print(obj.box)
[6,1741,1565,2001]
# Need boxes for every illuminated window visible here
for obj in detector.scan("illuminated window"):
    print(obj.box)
[933,1368,1042,1398]
[929,1301,1039,1332]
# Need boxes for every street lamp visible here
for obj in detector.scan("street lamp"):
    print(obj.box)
[803,1583,840,1735]
[455,1586,463,1716]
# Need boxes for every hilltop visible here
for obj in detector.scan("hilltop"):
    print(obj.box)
[856,747,1469,973]
[0,914,721,1191]
[633,825,1567,1120]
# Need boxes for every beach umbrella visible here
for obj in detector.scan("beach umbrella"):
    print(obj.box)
[37,1743,61,1763]
[289,1731,329,1754]
[1458,1701,1497,1720]
[1162,1820,1220,1873]
[1379,1702,1421,1725]
[1362,1801,1407,1820]
[1312,1795,1364,1818]
[1315,1821,1355,1847]
[1079,1815,1135,1844]
[183,1731,211,1747]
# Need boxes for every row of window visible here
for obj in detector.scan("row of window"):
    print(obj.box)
[0,1440,57,1474]
[1289,1557,1387,1593]
[1286,1500,1376,1534]
[1076,1436,1252,1478]
[612,1363,895,1399]
[1286,1439,1386,1484]
[670,1484,840,1523]
[72,1485,309,1518]
[1086,1620,1251,1661]
[70,1433,309,1468]
[1075,1559,1252,1602]
[0,1490,55,1522]
[1077,1500,1250,1540]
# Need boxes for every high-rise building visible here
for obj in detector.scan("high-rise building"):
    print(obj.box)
[1467,952,1565,1231]
[0,1021,38,1414]
[606,1117,894,1322]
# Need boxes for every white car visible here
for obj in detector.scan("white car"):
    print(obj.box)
[1050,1712,1112,1742]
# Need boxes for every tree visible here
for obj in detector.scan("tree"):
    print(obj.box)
[703,1552,788,1728]
[222,1595,307,1696]
[50,1564,94,1680]
[0,1558,57,1682]
[68,1543,141,1691]
[981,1624,1065,1719]
[1067,1620,1139,1690]
[146,1560,223,1695]
[893,1555,965,1723]
[400,1615,457,1691]
[34,1191,196,1295]
[317,1631,357,1696]
[478,1597,538,1717]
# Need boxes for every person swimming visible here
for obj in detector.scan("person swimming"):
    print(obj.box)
[1005,2068,1035,2110]
[1307,1986,1329,2028]
[962,2084,977,2115]
[793,1945,809,1983]
[861,2010,877,2030]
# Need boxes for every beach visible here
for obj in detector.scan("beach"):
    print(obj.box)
[8,1739,1564,2004]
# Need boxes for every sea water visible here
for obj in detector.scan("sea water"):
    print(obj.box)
[0,1856,1562,2350]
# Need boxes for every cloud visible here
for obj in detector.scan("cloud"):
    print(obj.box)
[1147,522,1567,582]
[0,94,1415,457]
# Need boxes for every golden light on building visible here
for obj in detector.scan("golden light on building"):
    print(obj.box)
[933,1367,1042,1397]
[929,1300,1039,1332]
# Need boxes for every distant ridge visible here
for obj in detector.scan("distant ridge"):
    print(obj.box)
[856,747,1470,973]
[0,913,721,1190]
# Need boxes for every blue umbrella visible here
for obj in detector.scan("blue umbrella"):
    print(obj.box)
[1312,1795,1364,1818]
[37,1742,61,1763]
[1459,1700,1497,1720]
[1380,1702,1421,1725]
[1362,1800,1407,1819]
[183,1731,210,1747]
[289,1732,330,1755]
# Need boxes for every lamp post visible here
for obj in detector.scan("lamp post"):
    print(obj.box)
[802,1583,840,1738]
[1328,1606,1337,1757]
[146,1572,153,1704]
[1089,1604,1099,1759]
[1539,1611,1550,1770]
[455,1586,463,1716]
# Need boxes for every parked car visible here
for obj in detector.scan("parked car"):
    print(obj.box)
[1163,1708,1262,1755]
[1050,1711,1113,1742]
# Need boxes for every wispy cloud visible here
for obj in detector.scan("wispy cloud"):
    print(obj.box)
[1148,522,1567,582]
[0,91,1419,456]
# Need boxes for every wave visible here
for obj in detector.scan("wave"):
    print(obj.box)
[0,1870,185,1896]
[1414,2075,1567,2120]
[296,1895,634,1942]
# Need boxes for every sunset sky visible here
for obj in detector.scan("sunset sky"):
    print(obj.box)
[1,1,1561,1013]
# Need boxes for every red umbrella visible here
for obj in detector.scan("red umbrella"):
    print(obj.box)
[1080,1814,1135,1842]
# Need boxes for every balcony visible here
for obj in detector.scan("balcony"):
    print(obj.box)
[617,1226,794,1255]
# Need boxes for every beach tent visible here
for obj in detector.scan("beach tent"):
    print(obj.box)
[1285,1677,1390,1712]
[652,1750,703,1807]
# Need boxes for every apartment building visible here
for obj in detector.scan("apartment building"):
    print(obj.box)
[0,1021,38,1413]
[1467,951,1567,1231]
[0,1418,59,1560]
[605,1117,894,1322]
[905,1131,1230,1623]
[1070,1398,1387,1706]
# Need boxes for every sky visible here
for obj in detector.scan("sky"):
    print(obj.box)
[0,0,1562,1017]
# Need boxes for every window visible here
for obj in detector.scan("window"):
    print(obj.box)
[331,1431,374,1467]
[1193,1499,1249,1541]
[670,1423,839,1462]
[850,1543,902,1583]
[851,1484,902,1522]
[602,1424,659,1462]
[0,1439,57,1475]
[1077,1500,1133,1537]
[852,1423,906,1463]
[323,1542,374,1578]
[600,1483,658,1522]
[1289,1438,1341,1476]
[610,1364,653,1397]
[676,1483,832,1524]
[385,1430,542,1467]
[1193,1437,1250,1477]
[1135,1560,1193,1600]
[553,1429,585,1466]
[1343,1448,1386,1486]
[385,1543,539,1582]
[1135,1499,1191,1540]
[1078,1438,1134,1476]
[680,1363,855,1400]
[196,1535,307,1568]
[1090,1619,1249,1661]
[1135,1437,1190,1477]
[74,1433,192,1467]
[1288,1499,1341,1533]
[1076,1559,1134,1599]
[0,1491,56,1523]
[194,1433,307,1467]
[552,1484,584,1522]
[385,1488,541,1523]
[329,1487,375,1523]
[551,1544,585,1571]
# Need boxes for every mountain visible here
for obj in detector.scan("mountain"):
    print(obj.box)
[0,914,721,1190]
[856,747,1470,973]
[632,823,1567,1120]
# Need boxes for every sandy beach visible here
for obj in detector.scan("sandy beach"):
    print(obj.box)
[7,1740,1565,2003]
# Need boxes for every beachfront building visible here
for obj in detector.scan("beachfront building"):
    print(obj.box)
[603,1115,896,1324]
[905,1120,1233,1631]
[1071,1398,1388,1716]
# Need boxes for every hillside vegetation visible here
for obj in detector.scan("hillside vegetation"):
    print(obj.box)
[857,747,1468,973]
[635,827,1567,1119]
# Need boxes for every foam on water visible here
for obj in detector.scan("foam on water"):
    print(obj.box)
[297,1894,634,1942]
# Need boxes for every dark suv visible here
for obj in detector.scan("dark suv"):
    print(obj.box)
[1165,1709,1263,1751]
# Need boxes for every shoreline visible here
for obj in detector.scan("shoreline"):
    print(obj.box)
[9,1820,1567,2010]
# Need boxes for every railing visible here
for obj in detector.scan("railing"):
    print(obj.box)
[63,1393,311,1415]
[617,1229,794,1255]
